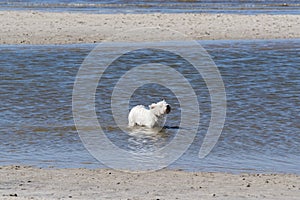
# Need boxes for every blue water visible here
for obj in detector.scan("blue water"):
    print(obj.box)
[0,0,299,14]
[1,39,299,174]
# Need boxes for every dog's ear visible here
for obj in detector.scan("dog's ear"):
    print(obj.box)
[149,103,156,109]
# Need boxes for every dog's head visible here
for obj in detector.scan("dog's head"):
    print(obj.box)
[149,100,171,116]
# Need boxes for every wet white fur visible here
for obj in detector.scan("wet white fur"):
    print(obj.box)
[128,100,170,128]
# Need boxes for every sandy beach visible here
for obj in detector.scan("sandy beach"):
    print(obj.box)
[0,11,299,44]
[1,10,300,200]
[0,165,299,200]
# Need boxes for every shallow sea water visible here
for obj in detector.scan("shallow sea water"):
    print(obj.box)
[0,39,299,173]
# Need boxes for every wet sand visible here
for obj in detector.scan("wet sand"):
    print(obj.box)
[0,11,299,44]
[0,165,299,199]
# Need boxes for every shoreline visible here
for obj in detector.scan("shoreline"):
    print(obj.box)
[0,11,299,45]
[0,165,299,199]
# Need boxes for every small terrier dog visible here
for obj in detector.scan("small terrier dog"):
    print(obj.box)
[128,100,171,128]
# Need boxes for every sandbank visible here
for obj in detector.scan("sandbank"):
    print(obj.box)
[0,11,299,44]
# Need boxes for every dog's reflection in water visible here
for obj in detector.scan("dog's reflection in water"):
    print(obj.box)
[126,126,180,152]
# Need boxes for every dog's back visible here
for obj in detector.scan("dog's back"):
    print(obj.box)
[128,105,155,128]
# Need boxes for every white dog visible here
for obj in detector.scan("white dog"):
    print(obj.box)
[128,100,171,128]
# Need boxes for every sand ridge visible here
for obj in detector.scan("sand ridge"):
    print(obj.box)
[0,11,299,44]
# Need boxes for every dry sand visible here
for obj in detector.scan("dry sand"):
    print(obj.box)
[0,11,299,44]
[0,165,299,200]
